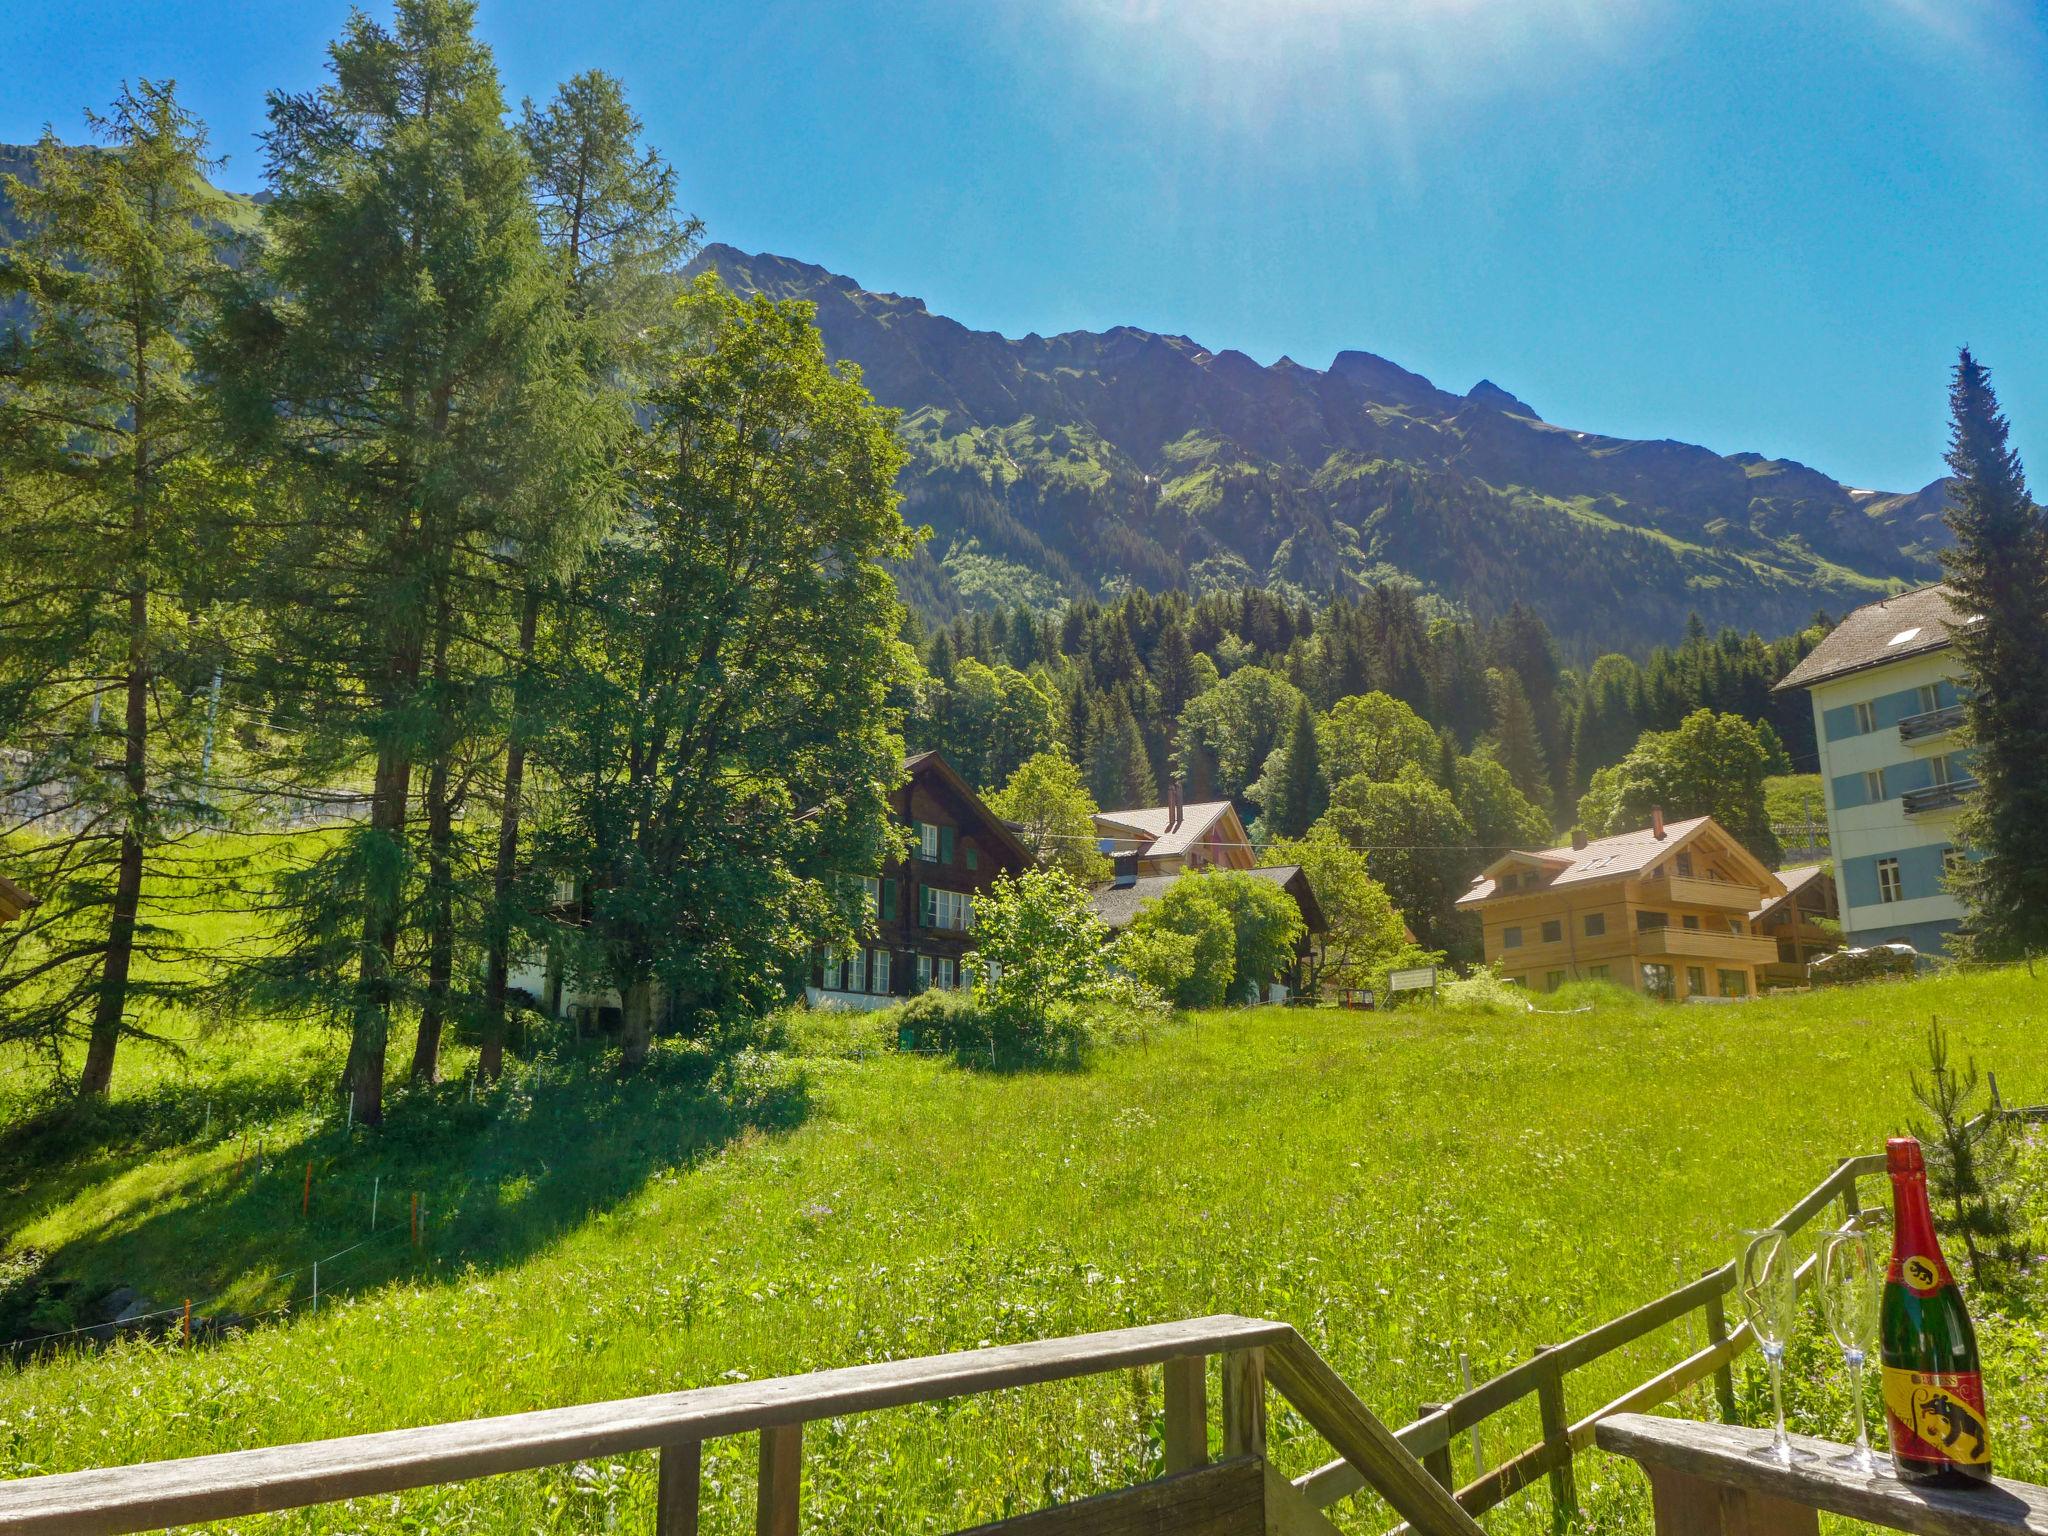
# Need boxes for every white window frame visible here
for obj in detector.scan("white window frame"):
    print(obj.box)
[918,821,940,861]
[1930,753,1954,786]
[860,876,881,921]
[1876,857,1903,904]
[1863,769,1884,803]
[1855,700,1876,734]
[1943,847,1967,882]
[1918,683,1940,715]
[915,953,932,992]
[871,948,892,995]
[848,947,867,994]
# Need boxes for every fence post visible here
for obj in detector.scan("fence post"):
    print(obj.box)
[1840,1170,1862,1226]
[757,1423,800,1536]
[1222,1347,1267,1459]
[1418,1401,1453,1489]
[1163,1355,1209,1473]
[656,1441,701,1535]
[1534,1346,1575,1533]
[1702,1274,1738,1424]
[1460,1351,1485,1476]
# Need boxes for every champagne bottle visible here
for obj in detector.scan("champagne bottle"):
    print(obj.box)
[1880,1135,1991,1485]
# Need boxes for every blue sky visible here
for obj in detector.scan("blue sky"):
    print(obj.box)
[5,0,2044,491]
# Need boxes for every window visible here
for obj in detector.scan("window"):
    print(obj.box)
[1930,753,1955,786]
[1676,853,1694,877]
[860,876,881,922]
[1863,770,1885,803]
[1636,911,1667,932]
[1727,919,1744,935]
[1588,964,1611,981]
[918,821,940,860]
[1877,857,1903,904]
[915,953,933,992]
[1686,967,1706,997]
[921,887,973,930]
[1641,963,1674,999]
[1718,969,1749,998]
[1943,846,1968,882]
[1584,912,1607,938]
[848,947,867,994]
[1855,700,1876,734]
[1502,926,1523,949]
[1682,914,1700,931]
[1918,683,1941,715]
[870,949,892,995]
[1541,920,1562,944]
[965,844,979,871]
[935,957,956,990]
[1545,971,1566,990]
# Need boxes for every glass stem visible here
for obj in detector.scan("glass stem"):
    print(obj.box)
[1847,1351,1872,1463]
[1765,1345,1790,1459]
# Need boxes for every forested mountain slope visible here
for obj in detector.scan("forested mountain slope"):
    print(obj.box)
[690,244,1951,653]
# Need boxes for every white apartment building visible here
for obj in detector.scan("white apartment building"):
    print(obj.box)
[1774,584,1975,956]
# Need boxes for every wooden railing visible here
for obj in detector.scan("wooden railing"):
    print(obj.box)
[0,1315,1484,1536]
[1293,1151,1885,1530]
[1597,1413,2048,1536]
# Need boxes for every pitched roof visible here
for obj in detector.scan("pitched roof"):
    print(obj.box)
[901,751,1036,867]
[0,875,31,922]
[1092,799,1240,861]
[1088,864,1324,932]
[1774,584,1970,693]
[1750,863,1830,921]
[1456,815,1731,905]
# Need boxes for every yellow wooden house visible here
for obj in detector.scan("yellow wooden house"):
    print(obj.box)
[1455,811,1785,999]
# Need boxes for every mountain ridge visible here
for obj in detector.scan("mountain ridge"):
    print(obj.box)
[688,242,1952,654]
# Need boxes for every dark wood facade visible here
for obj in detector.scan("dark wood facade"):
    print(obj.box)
[809,751,1034,1003]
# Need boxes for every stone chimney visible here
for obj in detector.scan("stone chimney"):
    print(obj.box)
[1571,828,1588,851]
[1651,805,1667,840]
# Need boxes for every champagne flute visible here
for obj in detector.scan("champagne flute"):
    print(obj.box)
[1742,1228,1800,1464]
[1819,1225,1883,1474]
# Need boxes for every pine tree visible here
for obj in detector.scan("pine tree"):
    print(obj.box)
[476,71,693,1080]
[1486,667,1551,812]
[213,0,619,1123]
[1091,692,1156,809]
[1261,698,1327,838]
[0,84,234,1097]
[1938,349,2048,959]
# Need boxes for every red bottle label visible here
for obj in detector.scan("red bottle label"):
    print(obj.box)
[1883,1367,1990,1466]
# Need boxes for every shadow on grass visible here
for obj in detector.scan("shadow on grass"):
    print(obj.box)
[1,1029,810,1348]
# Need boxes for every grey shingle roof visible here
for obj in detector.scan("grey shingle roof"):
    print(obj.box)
[1774,584,1968,693]
[1088,865,1318,931]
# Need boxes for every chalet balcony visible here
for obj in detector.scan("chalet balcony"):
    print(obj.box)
[1898,702,1965,742]
[1634,874,1759,911]
[1903,776,1979,815]
[1637,926,1780,966]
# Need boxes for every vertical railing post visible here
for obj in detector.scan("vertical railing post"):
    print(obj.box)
[1840,1167,1863,1227]
[1163,1354,1209,1473]
[1418,1401,1453,1489]
[656,1441,701,1535]
[757,1423,801,1536]
[1534,1346,1576,1534]
[1222,1347,1267,1460]
[1702,1274,1737,1425]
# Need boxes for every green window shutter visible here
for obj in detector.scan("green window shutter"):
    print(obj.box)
[881,879,897,921]
[921,886,935,927]
[940,825,955,864]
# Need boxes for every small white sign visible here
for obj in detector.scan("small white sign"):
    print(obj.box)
[1388,966,1438,994]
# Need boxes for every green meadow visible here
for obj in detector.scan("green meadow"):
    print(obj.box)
[4,966,2048,1533]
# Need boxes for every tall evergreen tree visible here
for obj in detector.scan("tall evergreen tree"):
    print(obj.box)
[1260,697,1327,838]
[0,84,234,1097]
[1486,667,1550,812]
[214,0,619,1123]
[475,71,694,1080]
[1938,349,2048,959]
[1090,692,1156,809]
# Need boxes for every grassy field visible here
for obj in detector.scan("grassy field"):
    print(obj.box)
[3,966,2048,1533]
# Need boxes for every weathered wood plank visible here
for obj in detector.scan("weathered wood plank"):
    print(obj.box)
[1164,1356,1209,1474]
[756,1424,799,1536]
[1262,1463,1347,1536]
[1643,1464,1820,1536]
[655,1441,700,1536]
[1533,1348,1575,1532]
[0,1315,1292,1536]
[1595,1414,2048,1536]
[951,1457,1264,1536]
[1224,1349,1268,1460]
[1263,1332,1485,1536]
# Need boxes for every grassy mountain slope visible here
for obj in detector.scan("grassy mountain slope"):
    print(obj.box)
[692,245,1952,650]
[6,963,2048,1533]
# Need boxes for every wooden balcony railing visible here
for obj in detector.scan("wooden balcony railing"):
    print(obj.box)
[1905,779,1980,816]
[0,1316,1483,1536]
[1597,1413,2048,1536]
[1899,704,1967,744]
[1637,876,1760,912]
